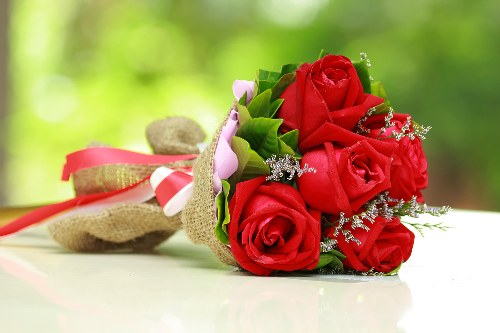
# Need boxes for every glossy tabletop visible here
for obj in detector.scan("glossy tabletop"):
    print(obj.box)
[0,208,499,333]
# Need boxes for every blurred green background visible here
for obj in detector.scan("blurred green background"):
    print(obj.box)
[1,0,499,210]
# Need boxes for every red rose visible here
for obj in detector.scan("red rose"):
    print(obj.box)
[390,137,428,201]
[297,138,397,216]
[278,54,384,151]
[331,216,415,273]
[228,176,321,276]
[364,113,428,201]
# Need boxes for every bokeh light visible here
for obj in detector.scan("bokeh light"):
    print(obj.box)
[3,0,500,210]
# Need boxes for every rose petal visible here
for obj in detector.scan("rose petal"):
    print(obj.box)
[297,142,352,215]
[338,140,393,212]
[336,217,415,273]
[277,81,299,132]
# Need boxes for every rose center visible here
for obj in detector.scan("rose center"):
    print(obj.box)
[260,216,291,247]
[351,154,378,183]
[323,68,348,85]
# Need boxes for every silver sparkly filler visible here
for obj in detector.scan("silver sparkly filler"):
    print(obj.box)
[360,52,372,68]
[265,154,316,182]
[355,106,432,141]
[321,192,452,248]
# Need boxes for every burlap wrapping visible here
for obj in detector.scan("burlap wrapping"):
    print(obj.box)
[146,117,206,155]
[182,109,238,266]
[48,117,204,252]
[48,203,181,252]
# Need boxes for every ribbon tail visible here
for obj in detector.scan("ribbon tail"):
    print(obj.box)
[0,199,86,236]
[1,166,195,236]
[0,178,150,237]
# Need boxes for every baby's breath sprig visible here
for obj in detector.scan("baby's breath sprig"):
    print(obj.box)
[316,265,345,275]
[354,107,376,134]
[265,154,316,182]
[326,192,451,246]
[317,267,385,276]
[355,105,432,141]
[392,196,451,218]
[389,116,412,141]
[402,221,451,237]
[376,108,397,139]
[320,237,337,252]
[387,116,432,142]
[360,52,372,68]
[412,121,432,140]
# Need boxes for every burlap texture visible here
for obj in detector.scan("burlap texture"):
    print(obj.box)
[48,117,204,252]
[48,203,181,252]
[73,161,192,196]
[147,117,206,155]
[182,110,238,266]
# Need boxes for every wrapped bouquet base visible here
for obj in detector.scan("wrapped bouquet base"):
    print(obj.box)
[183,111,238,266]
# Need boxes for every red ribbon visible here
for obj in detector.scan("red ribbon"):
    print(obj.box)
[62,147,197,181]
[0,148,196,237]
[154,171,192,209]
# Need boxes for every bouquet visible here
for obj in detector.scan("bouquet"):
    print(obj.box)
[1,51,450,277]
[182,52,450,276]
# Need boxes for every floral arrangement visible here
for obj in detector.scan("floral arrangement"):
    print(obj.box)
[184,52,450,276]
[1,51,450,277]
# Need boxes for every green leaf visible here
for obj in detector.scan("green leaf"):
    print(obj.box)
[238,91,248,106]
[318,49,328,59]
[247,89,273,118]
[269,99,284,118]
[236,103,252,126]
[230,136,270,184]
[236,117,283,160]
[370,102,391,115]
[278,138,295,156]
[353,60,372,94]
[328,255,344,271]
[257,69,281,95]
[371,81,391,106]
[315,253,335,269]
[258,69,281,82]
[214,180,231,244]
[327,249,346,260]
[280,63,300,76]
[258,80,276,94]
[256,67,298,102]
[278,130,298,151]
[270,72,296,101]
[315,249,346,270]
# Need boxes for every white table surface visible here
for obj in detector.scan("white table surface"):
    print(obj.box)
[0,209,499,333]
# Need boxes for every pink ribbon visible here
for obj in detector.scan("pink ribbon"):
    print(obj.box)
[0,147,197,236]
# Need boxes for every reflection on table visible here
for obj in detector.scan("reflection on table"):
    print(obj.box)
[0,209,498,333]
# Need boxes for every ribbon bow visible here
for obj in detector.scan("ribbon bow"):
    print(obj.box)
[0,147,197,236]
